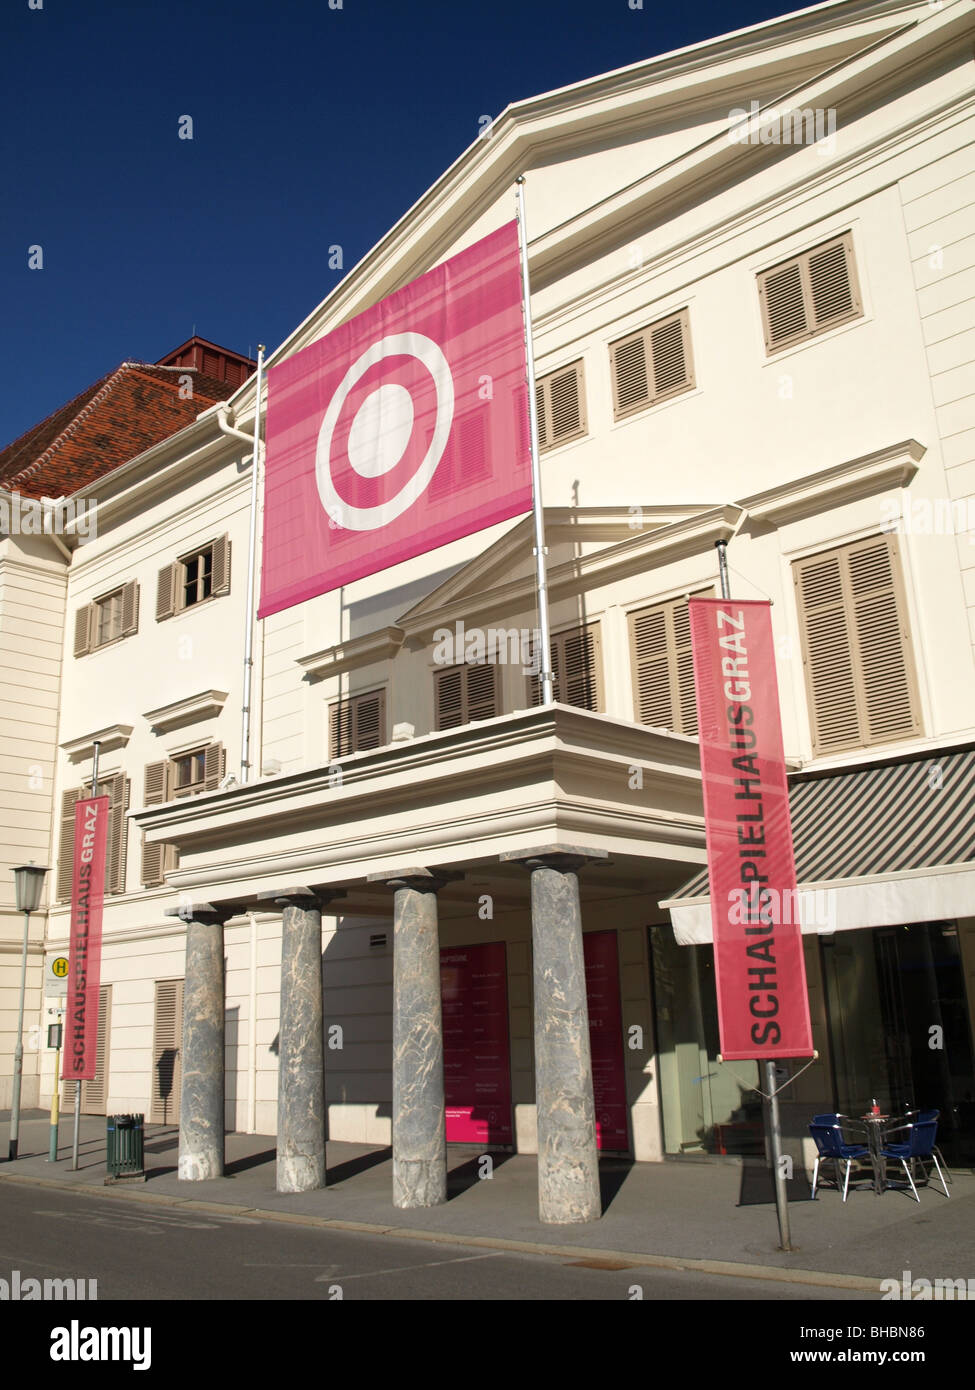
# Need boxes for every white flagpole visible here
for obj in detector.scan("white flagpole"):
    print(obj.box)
[240,345,266,783]
[515,176,554,705]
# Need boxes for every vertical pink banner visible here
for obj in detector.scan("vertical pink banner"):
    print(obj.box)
[62,796,108,1082]
[583,931,629,1151]
[689,598,813,1061]
[440,942,513,1144]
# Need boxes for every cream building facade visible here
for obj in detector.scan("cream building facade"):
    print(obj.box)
[4,0,975,1216]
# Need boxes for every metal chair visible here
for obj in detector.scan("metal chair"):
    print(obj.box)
[916,1110,953,1185]
[809,1122,871,1202]
[880,1119,950,1201]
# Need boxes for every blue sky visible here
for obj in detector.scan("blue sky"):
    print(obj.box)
[1,0,805,445]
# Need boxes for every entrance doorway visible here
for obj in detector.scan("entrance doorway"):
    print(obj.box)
[822,923,975,1163]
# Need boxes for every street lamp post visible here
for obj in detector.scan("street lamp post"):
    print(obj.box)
[8,863,49,1161]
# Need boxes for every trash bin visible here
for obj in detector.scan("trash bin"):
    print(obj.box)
[105,1113,146,1184]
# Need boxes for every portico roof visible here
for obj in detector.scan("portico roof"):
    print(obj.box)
[131,704,708,917]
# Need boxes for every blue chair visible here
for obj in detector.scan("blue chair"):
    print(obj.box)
[809,1122,871,1201]
[880,1119,950,1201]
[916,1110,952,1185]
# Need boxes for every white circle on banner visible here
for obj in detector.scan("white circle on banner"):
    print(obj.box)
[347,384,415,478]
[316,332,454,531]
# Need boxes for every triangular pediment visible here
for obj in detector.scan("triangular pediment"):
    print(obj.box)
[397,503,724,634]
[219,0,951,413]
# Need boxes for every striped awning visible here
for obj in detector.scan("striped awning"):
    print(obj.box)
[661,747,975,944]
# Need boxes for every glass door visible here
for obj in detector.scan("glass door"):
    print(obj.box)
[821,923,975,1164]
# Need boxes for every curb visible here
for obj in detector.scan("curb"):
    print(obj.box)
[0,1170,883,1293]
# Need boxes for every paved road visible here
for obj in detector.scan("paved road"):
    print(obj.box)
[0,1181,874,1301]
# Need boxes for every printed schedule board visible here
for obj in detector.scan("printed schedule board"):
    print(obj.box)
[441,942,513,1145]
[584,930,629,1152]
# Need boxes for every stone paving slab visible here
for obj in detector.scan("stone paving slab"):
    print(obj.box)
[3,1112,973,1290]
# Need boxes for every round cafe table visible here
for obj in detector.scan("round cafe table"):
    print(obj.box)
[860,1113,890,1194]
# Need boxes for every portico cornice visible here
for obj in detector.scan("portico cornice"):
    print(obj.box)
[130,705,707,903]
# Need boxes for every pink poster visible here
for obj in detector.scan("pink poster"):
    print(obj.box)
[689,598,813,1060]
[63,796,108,1082]
[260,222,532,617]
[440,942,513,1144]
[583,930,629,1151]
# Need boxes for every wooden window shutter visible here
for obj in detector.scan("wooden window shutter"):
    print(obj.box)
[120,579,139,637]
[67,985,113,1115]
[203,743,226,790]
[329,690,385,758]
[808,235,859,330]
[530,623,602,711]
[534,380,548,451]
[74,605,93,658]
[103,773,129,894]
[466,664,498,721]
[82,985,112,1114]
[650,312,693,399]
[631,608,675,730]
[434,666,498,730]
[57,787,84,901]
[141,760,172,887]
[559,626,601,711]
[211,534,231,596]
[329,699,354,760]
[794,535,920,755]
[156,562,178,621]
[629,594,710,735]
[760,232,861,353]
[611,311,693,419]
[847,536,920,745]
[760,259,808,351]
[353,689,384,750]
[151,978,184,1124]
[536,362,586,452]
[672,599,700,736]
[435,667,464,730]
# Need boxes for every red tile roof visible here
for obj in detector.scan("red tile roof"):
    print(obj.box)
[0,362,238,500]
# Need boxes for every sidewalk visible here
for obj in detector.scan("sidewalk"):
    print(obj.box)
[3,1111,973,1292]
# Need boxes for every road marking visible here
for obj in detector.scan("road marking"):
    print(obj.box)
[322,1250,505,1282]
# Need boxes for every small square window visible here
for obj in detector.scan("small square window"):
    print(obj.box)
[182,548,214,608]
[172,750,206,797]
[95,590,124,646]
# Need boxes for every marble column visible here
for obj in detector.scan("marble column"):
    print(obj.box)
[259,885,345,1194]
[367,867,460,1209]
[502,846,608,1224]
[166,900,244,1182]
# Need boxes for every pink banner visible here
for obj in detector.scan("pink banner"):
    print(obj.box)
[689,598,814,1061]
[584,931,629,1150]
[441,942,513,1144]
[62,796,108,1082]
[260,222,532,617]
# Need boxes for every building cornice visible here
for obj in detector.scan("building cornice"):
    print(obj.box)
[60,724,134,761]
[298,629,404,681]
[742,438,924,525]
[143,689,229,734]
